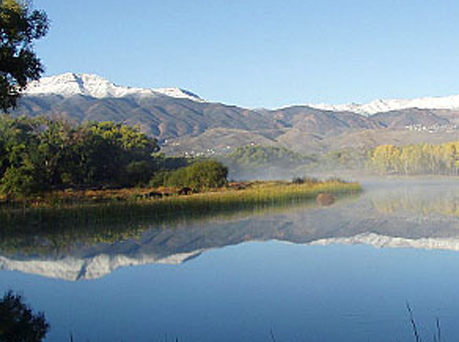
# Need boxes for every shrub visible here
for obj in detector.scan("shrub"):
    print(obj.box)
[184,160,229,189]
[292,177,305,184]
[153,160,229,190]
[291,176,319,185]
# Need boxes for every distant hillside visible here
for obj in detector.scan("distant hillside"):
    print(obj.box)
[15,95,279,141]
[370,108,450,128]
[12,73,459,155]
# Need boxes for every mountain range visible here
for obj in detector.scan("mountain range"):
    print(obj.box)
[3,232,459,281]
[11,73,459,155]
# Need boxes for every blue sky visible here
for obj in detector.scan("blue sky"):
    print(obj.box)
[36,0,459,108]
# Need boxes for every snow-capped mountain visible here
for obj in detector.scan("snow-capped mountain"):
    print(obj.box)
[4,232,459,281]
[0,250,204,281]
[310,95,459,115]
[25,73,204,102]
[310,232,459,251]
[26,73,459,116]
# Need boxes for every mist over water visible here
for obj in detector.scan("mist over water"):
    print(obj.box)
[2,178,459,341]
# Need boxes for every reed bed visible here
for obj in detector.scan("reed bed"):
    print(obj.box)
[0,180,361,231]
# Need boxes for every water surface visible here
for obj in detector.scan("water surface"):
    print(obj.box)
[1,178,459,342]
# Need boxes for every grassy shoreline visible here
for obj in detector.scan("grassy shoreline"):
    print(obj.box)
[0,180,362,229]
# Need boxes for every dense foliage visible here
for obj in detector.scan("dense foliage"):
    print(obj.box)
[225,145,306,168]
[369,142,459,175]
[220,145,311,179]
[0,116,160,197]
[152,160,228,190]
[0,291,49,342]
[0,0,49,111]
[311,148,368,171]
[219,144,371,178]
[221,141,459,177]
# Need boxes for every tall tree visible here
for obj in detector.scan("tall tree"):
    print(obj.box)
[0,0,49,112]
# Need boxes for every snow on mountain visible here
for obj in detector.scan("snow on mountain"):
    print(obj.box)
[24,73,459,115]
[310,95,459,115]
[25,73,204,102]
[310,232,459,251]
[5,232,459,281]
[154,87,202,100]
[0,250,204,281]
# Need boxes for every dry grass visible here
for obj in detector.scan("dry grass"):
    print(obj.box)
[0,180,362,230]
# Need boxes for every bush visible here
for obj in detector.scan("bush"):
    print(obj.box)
[292,177,305,184]
[184,160,228,189]
[291,176,319,185]
[152,160,229,190]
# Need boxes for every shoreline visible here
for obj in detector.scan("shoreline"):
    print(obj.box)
[0,180,362,229]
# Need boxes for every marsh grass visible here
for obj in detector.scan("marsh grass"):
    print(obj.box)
[0,180,361,230]
[0,180,362,257]
[406,302,443,342]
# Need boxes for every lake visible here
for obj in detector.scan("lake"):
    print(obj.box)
[1,178,459,342]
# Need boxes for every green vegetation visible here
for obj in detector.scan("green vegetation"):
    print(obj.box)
[309,148,368,171]
[0,0,49,111]
[225,145,306,168]
[369,141,459,175]
[220,144,371,178]
[151,160,228,190]
[0,116,159,196]
[224,141,459,177]
[0,116,234,199]
[0,180,360,225]
[0,116,158,197]
[0,180,361,256]
[220,145,313,179]
[0,117,362,234]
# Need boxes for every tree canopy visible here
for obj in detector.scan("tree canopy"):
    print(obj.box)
[0,0,49,111]
[0,116,160,197]
[369,142,459,175]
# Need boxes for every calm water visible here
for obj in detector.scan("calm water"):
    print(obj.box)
[2,179,459,341]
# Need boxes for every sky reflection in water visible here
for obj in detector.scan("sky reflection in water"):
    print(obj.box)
[2,179,459,342]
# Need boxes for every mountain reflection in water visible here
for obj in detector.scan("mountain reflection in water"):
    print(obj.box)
[2,179,459,280]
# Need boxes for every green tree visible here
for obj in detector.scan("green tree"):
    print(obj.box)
[0,0,49,111]
[0,116,161,197]
[0,291,49,342]
[371,145,401,173]
[162,160,229,190]
[0,116,44,197]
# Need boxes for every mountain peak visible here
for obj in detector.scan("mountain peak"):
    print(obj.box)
[310,94,459,115]
[25,73,205,102]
